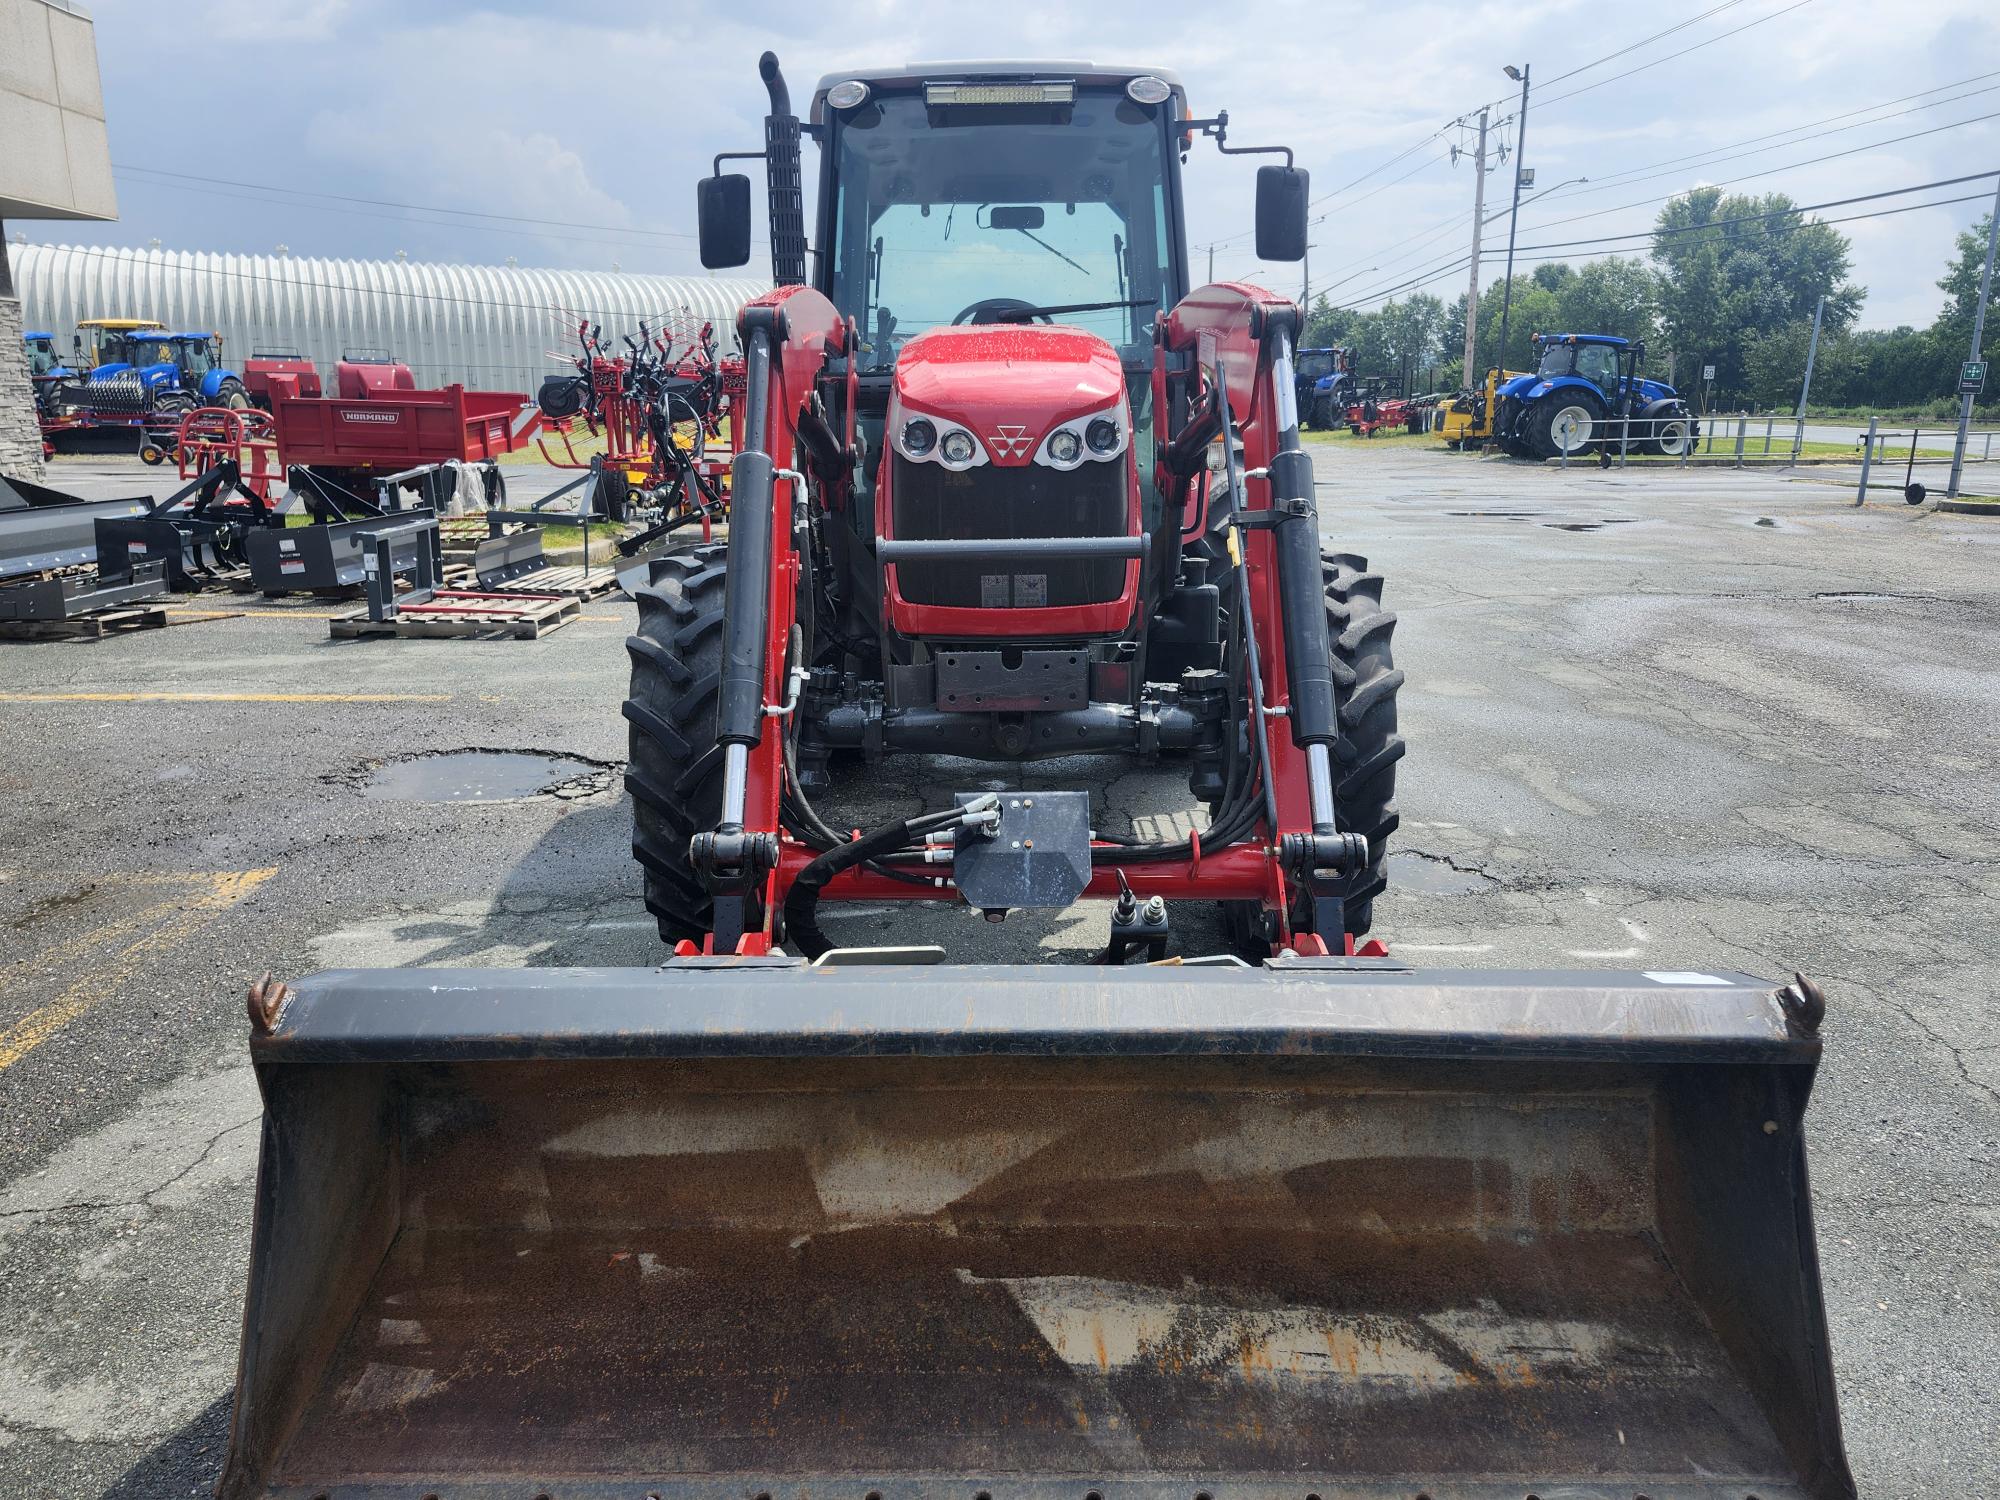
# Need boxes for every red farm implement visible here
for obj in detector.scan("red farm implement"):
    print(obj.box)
[537,315,736,546]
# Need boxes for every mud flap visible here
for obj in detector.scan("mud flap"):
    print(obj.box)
[220,962,1855,1500]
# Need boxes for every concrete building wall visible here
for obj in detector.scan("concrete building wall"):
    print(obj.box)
[0,0,117,222]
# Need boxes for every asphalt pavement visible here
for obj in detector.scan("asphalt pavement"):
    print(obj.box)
[0,445,1994,1496]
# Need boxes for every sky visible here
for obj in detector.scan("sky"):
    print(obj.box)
[15,0,1999,330]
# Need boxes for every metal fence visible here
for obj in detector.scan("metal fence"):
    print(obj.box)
[1851,416,1997,504]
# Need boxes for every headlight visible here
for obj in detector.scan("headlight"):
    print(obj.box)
[1036,402,1129,470]
[1126,76,1172,106]
[940,429,977,464]
[826,79,870,110]
[901,417,936,457]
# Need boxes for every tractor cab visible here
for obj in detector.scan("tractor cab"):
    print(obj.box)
[23,332,73,380]
[72,317,167,371]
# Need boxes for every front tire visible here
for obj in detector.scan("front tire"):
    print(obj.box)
[1219,552,1404,952]
[1648,407,1694,457]
[1323,554,1404,935]
[1529,393,1603,458]
[622,542,733,945]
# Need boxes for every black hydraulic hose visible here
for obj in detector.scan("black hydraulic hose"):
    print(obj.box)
[782,806,963,958]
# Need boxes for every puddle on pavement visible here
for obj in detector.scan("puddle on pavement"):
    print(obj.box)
[1544,522,1603,532]
[1388,851,1495,895]
[362,751,609,803]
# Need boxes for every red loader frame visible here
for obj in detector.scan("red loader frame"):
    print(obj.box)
[694,282,1375,960]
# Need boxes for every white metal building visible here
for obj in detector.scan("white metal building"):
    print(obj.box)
[6,241,767,394]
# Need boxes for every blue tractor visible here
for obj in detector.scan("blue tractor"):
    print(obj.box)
[1492,333,1696,459]
[22,331,82,418]
[81,331,250,421]
[1294,345,1358,429]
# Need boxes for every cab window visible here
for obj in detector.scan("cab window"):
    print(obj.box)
[1575,345,1620,388]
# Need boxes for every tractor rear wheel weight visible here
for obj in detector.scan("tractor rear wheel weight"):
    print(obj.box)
[622,541,738,945]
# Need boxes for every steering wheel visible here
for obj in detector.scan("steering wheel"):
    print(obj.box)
[952,298,1051,326]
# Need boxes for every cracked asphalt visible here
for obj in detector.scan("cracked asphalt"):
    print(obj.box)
[1,447,1995,1496]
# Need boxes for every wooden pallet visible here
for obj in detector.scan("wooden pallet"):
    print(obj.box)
[478,564,624,600]
[329,590,580,641]
[0,605,168,640]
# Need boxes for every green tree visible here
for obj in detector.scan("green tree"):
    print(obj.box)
[1931,213,1995,386]
[1652,189,1864,404]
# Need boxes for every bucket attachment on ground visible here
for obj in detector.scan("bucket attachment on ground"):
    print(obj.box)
[220,962,1854,1500]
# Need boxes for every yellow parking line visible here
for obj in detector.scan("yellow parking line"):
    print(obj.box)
[0,692,451,703]
[0,868,277,1070]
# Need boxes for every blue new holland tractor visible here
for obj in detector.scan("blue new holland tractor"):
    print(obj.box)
[1492,333,1696,459]
[80,331,250,422]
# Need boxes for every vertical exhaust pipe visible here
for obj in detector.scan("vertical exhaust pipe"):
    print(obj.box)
[760,52,807,287]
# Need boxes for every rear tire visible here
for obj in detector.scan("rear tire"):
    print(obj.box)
[622,541,733,945]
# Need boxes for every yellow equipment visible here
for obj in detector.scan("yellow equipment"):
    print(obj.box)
[1438,366,1526,449]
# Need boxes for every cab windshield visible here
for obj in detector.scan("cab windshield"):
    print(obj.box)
[1535,344,1574,379]
[130,340,177,367]
[827,88,1180,370]
[1296,351,1339,379]
[26,341,59,377]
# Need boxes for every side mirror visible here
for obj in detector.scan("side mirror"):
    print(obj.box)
[1255,165,1309,263]
[73,334,83,352]
[697,174,753,269]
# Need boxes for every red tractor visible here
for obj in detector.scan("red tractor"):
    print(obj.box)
[217,52,1856,1500]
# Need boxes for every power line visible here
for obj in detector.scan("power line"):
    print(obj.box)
[110,163,701,242]
[1278,69,2000,290]
[1534,0,1821,109]
[1314,107,2000,301]
[1537,0,1756,87]
[1333,185,1996,314]
[1211,0,1824,262]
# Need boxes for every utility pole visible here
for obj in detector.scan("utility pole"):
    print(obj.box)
[1207,244,1215,282]
[1495,65,1531,383]
[1301,241,1310,311]
[1461,108,1489,388]
[1948,178,2000,498]
[1793,294,1825,461]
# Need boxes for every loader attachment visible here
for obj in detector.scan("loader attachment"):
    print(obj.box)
[221,962,1854,1500]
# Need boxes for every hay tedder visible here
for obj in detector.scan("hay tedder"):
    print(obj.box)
[219,54,1857,1500]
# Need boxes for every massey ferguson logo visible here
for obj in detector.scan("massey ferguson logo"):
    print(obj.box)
[339,409,402,425]
[989,424,1032,459]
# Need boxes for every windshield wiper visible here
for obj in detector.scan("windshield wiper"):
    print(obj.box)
[1014,229,1091,277]
[992,297,1159,324]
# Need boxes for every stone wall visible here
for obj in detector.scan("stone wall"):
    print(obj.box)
[0,295,48,481]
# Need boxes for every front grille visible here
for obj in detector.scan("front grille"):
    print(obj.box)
[890,457,1126,610]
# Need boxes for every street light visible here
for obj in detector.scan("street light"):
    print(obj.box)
[1494,62,1532,386]
[1485,176,1585,224]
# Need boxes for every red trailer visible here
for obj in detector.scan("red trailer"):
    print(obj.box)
[270,384,538,473]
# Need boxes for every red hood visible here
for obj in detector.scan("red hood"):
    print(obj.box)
[895,326,1125,466]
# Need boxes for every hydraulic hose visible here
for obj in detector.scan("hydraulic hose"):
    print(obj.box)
[781,804,972,959]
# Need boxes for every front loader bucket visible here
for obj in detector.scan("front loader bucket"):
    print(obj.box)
[221,962,1855,1500]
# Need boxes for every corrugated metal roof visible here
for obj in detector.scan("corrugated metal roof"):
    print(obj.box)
[7,242,768,394]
